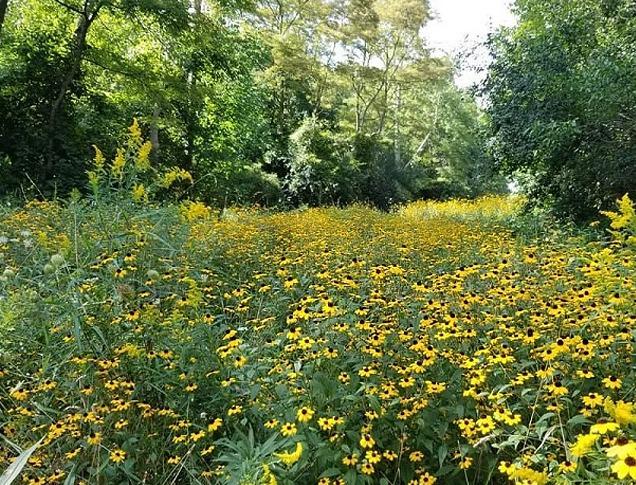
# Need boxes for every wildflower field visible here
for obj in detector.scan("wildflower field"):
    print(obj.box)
[1,188,635,484]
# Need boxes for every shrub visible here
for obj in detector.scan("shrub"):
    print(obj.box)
[286,117,361,206]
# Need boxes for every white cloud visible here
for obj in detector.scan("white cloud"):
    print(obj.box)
[422,0,517,88]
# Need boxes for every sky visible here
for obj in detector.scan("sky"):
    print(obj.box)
[422,0,517,88]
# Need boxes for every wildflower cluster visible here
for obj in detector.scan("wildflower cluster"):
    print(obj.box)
[602,193,636,248]
[0,193,634,484]
[87,119,193,204]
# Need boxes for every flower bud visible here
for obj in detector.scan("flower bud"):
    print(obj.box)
[147,269,160,280]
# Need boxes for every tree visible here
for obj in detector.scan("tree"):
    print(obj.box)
[287,116,360,205]
[399,78,506,198]
[0,0,74,190]
[248,0,336,177]
[44,0,190,178]
[336,0,436,136]
[0,0,8,34]
[0,0,192,190]
[0,0,267,199]
[0,0,498,206]
[484,0,636,219]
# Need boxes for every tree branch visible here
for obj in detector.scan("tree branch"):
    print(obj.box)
[49,0,83,15]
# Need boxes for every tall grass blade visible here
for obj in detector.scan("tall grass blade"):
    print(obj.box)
[0,438,43,485]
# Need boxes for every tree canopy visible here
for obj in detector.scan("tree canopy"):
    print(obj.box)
[0,0,504,207]
[483,0,636,219]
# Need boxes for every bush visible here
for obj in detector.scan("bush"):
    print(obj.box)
[286,117,361,206]
[195,161,282,207]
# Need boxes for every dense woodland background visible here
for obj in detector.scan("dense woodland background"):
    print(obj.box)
[0,0,634,219]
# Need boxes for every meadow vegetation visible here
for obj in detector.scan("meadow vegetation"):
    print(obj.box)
[1,0,636,483]
[1,131,635,484]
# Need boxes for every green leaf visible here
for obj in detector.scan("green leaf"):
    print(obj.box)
[320,467,341,478]
[536,412,555,424]
[567,414,590,427]
[437,444,448,469]
[63,467,76,485]
[344,469,358,485]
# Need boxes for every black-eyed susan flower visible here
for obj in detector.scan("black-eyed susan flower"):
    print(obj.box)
[264,418,279,429]
[280,422,297,437]
[383,450,398,461]
[207,418,223,432]
[611,454,636,480]
[582,393,603,408]
[602,376,622,390]
[342,454,358,466]
[86,432,102,446]
[365,450,381,464]
[360,461,374,475]
[558,460,576,473]
[569,433,599,458]
[360,433,375,449]
[296,406,315,423]
[227,405,242,416]
[109,449,126,464]
[274,442,303,465]
[590,419,620,435]
[409,451,424,462]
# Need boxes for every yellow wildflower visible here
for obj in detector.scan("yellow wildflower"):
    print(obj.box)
[274,442,303,465]
[570,433,599,457]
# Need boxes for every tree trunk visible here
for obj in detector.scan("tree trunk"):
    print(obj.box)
[0,0,8,35]
[46,10,95,177]
[184,95,195,170]
[183,62,197,171]
[394,83,401,167]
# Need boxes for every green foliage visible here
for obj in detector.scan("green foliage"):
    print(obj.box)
[87,119,195,206]
[0,0,498,208]
[351,133,421,209]
[287,117,360,206]
[0,1,77,191]
[484,0,636,220]
[0,0,269,202]
[199,161,282,207]
[0,439,43,485]
[407,81,507,198]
